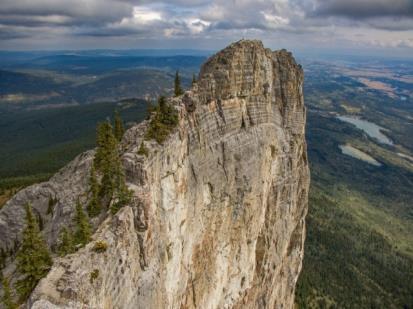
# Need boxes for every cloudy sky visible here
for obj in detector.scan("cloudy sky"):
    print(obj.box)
[0,0,412,55]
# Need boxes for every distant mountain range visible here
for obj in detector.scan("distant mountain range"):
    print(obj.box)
[0,49,211,69]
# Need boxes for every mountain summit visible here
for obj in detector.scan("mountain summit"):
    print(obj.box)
[0,40,309,308]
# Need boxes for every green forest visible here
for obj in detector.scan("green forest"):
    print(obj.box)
[0,99,148,192]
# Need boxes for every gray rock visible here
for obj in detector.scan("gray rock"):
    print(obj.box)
[1,40,309,309]
[0,150,95,252]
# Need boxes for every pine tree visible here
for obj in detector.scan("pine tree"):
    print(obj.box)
[137,141,148,157]
[15,203,52,301]
[57,227,75,257]
[113,110,125,141]
[87,163,101,217]
[94,121,118,203]
[94,121,116,171]
[111,183,131,215]
[73,200,91,247]
[2,277,17,309]
[93,118,131,214]
[145,96,178,144]
[110,152,132,214]
[174,70,183,96]
[192,73,197,85]
[159,96,178,126]
[159,95,167,115]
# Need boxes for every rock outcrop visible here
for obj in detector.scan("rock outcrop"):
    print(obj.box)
[0,40,309,308]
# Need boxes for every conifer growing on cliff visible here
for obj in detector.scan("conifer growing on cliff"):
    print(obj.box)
[174,70,183,96]
[110,124,132,214]
[93,119,131,214]
[114,110,125,141]
[2,277,17,309]
[57,227,75,256]
[87,163,101,217]
[95,121,117,171]
[110,158,132,214]
[73,200,91,247]
[145,96,179,144]
[137,141,148,157]
[94,121,117,202]
[15,204,52,301]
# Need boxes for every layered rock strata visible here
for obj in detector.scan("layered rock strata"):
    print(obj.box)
[0,40,309,309]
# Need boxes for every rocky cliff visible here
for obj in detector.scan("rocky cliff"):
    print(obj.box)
[0,40,309,309]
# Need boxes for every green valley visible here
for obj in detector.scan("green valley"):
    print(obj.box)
[296,58,413,308]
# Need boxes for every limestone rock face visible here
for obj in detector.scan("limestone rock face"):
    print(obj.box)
[0,40,309,308]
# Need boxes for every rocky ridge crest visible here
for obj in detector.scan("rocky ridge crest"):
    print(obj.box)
[0,40,309,308]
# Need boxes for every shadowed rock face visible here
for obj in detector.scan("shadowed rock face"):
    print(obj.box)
[0,40,309,309]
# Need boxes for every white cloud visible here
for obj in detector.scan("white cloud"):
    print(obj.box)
[131,7,162,24]
[262,12,289,28]
[0,0,411,52]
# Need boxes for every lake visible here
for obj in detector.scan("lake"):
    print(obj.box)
[339,145,382,167]
[337,115,393,145]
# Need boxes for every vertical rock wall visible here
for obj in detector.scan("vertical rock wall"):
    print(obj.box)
[1,40,309,309]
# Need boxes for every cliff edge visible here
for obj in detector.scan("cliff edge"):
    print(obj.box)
[0,40,309,308]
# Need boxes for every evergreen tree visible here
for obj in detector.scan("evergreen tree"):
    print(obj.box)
[15,204,52,301]
[110,140,132,214]
[145,96,179,144]
[87,163,101,217]
[192,73,197,85]
[113,110,125,141]
[111,158,132,214]
[73,200,91,247]
[57,227,75,257]
[137,141,148,157]
[94,121,118,202]
[159,95,167,114]
[94,121,116,170]
[158,96,178,126]
[93,119,131,210]
[2,277,17,309]
[174,70,183,96]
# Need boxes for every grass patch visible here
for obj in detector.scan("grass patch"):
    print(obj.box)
[92,241,108,253]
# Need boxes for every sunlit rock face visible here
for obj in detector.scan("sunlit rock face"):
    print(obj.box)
[0,40,309,309]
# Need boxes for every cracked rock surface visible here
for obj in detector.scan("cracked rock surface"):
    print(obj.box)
[0,40,309,309]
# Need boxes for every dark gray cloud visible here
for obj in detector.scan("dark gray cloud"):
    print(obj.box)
[312,0,413,18]
[74,26,147,37]
[0,0,411,51]
[366,17,413,31]
[0,14,76,27]
[0,26,32,39]
[0,0,130,17]
[0,0,132,27]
